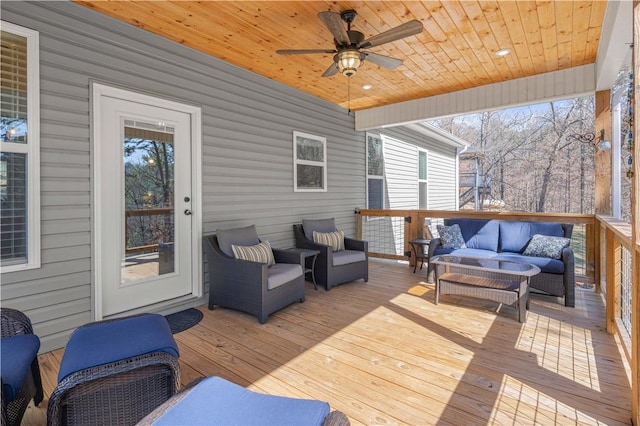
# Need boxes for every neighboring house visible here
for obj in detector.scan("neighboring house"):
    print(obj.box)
[362,124,467,256]
[0,2,462,352]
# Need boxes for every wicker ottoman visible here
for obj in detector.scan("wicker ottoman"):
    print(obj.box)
[47,313,180,426]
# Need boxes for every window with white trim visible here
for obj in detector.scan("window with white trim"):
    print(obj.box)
[293,131,327,192]
[366,133,384,209]
[418,149,428,209]
[1,22,40,272]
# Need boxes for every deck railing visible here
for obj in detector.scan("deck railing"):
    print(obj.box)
[124,207,174,255]
[355,209,634,363]
[598,216,634,361]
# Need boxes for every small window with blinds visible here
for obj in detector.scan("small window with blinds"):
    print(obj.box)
[418,149,428,209]
[1,22,40,272]
[366,133,384,210]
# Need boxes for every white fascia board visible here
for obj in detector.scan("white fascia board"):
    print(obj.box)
[596,0,632,91]
[355,64,595,131]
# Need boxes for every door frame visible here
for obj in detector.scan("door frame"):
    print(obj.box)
[91,82,202,320]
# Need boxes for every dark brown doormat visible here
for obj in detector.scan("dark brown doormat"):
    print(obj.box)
[165,308,203,334]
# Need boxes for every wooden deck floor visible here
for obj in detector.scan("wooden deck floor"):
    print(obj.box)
[25,260,631,425]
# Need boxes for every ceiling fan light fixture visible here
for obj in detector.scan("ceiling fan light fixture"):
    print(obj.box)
[337,50,362,77]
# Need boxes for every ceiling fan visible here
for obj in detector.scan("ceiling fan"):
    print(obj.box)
[276,10,423,78]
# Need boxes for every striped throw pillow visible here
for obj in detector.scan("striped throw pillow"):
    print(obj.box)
[313,230,345,252]
[231,241,275,266]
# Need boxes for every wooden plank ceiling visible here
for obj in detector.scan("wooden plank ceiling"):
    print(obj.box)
[74,1,606,111]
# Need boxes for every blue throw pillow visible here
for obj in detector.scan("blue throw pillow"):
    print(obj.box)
[437,224,466,249]
[522,234,571,259]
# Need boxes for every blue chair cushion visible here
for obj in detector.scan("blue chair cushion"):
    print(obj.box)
[444,219,499,252]
[333,250,366,266]
[152,376,330,425]
[216,225,260,258]
[58,313,179,383]
[302,218,336,241]
[267,263,303,290]
[499,221,565,253]
[0,334,40,402]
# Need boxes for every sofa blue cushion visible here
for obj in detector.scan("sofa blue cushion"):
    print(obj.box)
[267,263,303,290]
[302,218,337,241]
[434,248,499,258]
[216,225,260,257]
[444,219,499,252]
[0,334,40,402]
[152,376,330,425]
[495,253,565,274]
[58,313,179,383]
[499,221,565,253]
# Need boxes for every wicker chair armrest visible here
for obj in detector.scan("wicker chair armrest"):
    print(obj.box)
[322,410,351,426]
[427,238,442,257]
[272,248,302,264]
[296,238,331,258]
[344,237,367,253]
[0,308,34,338]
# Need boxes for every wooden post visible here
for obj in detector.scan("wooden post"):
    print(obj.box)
[355,208,362,240]
[631,3,640,422]
[595,89,612,215]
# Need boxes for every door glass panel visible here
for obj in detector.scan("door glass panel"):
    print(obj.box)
[122,119,175,284]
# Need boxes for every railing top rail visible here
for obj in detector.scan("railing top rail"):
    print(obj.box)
[125,207,174,217]
[356,209,595,225]
[598,215,633,250]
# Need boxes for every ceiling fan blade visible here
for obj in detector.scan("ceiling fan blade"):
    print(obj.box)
[321,62,338,77]
[318,11,350,46]
[276,49,336,55]
[364,52,403,69]
[359,20,423,49]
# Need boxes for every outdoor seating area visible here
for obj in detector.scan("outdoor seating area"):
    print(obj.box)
[426,218,576,307]
[20,260,631,425]
[204,219,369,324]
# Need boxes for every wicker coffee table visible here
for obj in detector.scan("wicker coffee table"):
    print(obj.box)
[431,255,541,323]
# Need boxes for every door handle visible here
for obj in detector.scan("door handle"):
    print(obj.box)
[184,209,192,216]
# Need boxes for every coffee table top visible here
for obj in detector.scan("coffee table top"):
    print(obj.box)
[431,255,541,277]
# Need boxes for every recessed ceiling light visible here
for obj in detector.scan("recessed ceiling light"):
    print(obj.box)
[495,48,511,57]
[362,84,373,90]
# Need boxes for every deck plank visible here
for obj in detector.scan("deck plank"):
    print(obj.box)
[23,260,631,425]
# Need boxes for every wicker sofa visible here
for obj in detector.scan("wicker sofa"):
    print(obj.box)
[426,218,575,307]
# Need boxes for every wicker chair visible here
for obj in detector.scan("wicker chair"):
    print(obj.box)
[204,225,305,324]
[47,313,180,426]
[0,308,44,426]
[137,376,350,426]
[294,219,368,291]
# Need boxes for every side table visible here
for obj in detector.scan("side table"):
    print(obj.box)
[286,248,321,290]
[408,238,431,273]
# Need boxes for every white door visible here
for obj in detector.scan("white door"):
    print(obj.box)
[94,85,201,317]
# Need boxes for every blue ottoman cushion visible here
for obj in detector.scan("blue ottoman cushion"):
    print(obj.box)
[153,376,330,425]
[58,313,179,382]
[1,334,40,402]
